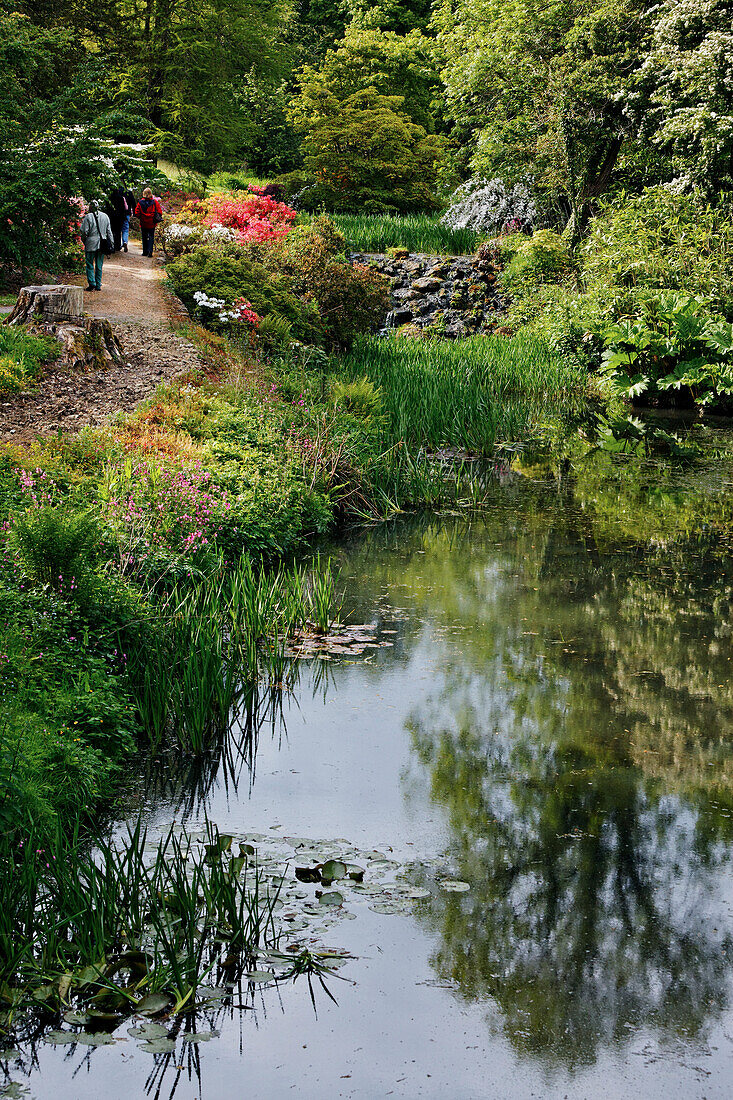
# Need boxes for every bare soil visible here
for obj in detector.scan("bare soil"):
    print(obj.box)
[0,242,202,445]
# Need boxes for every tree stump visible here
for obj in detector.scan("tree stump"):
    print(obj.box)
[5,285,124,371]
[7,284,85,325]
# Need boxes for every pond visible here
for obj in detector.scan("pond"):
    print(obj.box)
[7,443,733,1098]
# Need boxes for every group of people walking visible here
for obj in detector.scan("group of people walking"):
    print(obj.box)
[79,186,163,291]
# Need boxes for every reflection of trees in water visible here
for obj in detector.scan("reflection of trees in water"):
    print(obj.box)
[375,454,733,1067]
[409,678,733,1068]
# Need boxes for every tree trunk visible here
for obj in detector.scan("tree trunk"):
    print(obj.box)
[5,285,124,372]
[7,284,85,325]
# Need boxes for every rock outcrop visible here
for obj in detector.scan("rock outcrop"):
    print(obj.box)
[350,252,505,337]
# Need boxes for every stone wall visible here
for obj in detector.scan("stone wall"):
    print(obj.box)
[350,252,505,337]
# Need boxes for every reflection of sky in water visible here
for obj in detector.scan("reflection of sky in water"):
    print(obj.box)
[14,471,733,1099]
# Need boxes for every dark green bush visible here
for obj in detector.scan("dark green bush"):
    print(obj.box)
[166,244,324,345]
[501,230,572,290]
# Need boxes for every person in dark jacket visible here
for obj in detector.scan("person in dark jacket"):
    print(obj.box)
[109,186,128,252]
[79,200,114,291]
[121,187,136,252]
[135,188,163,257]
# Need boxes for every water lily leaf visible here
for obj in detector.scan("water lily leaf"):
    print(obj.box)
[44,1030,76,1045]
[346,865,365,882]
[138,1038,176,1054]
[295,866,320,883]
[128,1022,168,1040]
[31,984,55,1003]
[318,891,344,907]
[74,1031,116,1046]
[440,880,470,893]
[181,1031,218,1043]
[196,986,227,1001]
[245,971,276,983]
[229,856,246,876]
[76,963,105,986]
[62,1009,88,1026]
[403,887,430,899]
[369,901,405,914]
[136,993,171,1016]
[238,843,255,857]
[57,973,73,1003]
[321,860,347,883]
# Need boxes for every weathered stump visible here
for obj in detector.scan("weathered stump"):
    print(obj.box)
[7,284,85,325]
[5,285,124,371]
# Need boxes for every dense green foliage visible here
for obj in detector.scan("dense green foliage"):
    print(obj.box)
[0,326,58,393]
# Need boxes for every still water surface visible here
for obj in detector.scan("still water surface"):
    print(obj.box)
[13,453,733,1098]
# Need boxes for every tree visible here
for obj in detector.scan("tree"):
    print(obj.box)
[290,86,445,211]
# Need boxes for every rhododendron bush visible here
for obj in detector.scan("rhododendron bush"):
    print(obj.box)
[177,190,297,243]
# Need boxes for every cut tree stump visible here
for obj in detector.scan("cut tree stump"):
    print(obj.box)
[7,284,85,325]
[5,284,124,372]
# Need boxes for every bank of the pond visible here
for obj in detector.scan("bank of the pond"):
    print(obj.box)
[0,308,607,1035]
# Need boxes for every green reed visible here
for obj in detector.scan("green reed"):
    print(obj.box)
[340,333,590,454]
[0,820,278,1022]
[129,553,341,754]
[326,213,478,255]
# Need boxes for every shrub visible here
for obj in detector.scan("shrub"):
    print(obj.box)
[441,177,536,234]
[202,191,296,243]
[601,291,733,410]
[9,505,100,589]
[266,217,390,349]
[166,244,323,344]
[582,188,733,318]
[501,230,572,290]
[330,378,382,418]
[0,326,58,395]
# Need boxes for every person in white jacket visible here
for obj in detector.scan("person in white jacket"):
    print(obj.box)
[79,200,114,291]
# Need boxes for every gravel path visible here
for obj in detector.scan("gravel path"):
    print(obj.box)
[0,241,202,444]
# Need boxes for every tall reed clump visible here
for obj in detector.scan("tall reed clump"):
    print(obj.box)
[128,554,340,753]
[340,333,591,453]
[326,213,478,255]
[0,821,279,1022]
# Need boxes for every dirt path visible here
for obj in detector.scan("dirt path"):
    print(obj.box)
[0,241,202,444]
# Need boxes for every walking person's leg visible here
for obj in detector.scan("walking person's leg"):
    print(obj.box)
[122,216,130,251]
[85,251,96,290]
[95,250,104,290]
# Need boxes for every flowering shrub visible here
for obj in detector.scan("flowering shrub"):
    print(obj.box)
[202,191,296,243]
[192,291,261,331]
[441,177,536,234]
[106,460,233,565]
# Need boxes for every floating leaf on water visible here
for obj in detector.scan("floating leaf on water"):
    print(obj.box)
[136,993,171,1016]
[44,1031,75,1046]
[138,1038,176,1054]
[181,1031,218,1043]
[74,1032,117,1047]
[196,986,227,1001]
[62,1009,88,1026]
[238,843,255,857]
[318,892,344,907]
[245,971,276,983]
[402,888,431,899]
[440,880,470,893]
[320,860,347,884]
[346,865,365,882]
[368,902,406,914]
[31,984,55,1003]
[128,1023,168,1040]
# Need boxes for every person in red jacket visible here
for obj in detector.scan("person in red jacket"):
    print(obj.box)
[135,187,163,257]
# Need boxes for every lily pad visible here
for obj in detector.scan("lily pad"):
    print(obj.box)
[440,880,470,893]
[138,1038,176,1054]
[295,866,320,883]
[128,1022,168,1040]
[321,860,347,883]
[318,891,344,907]
[196,986,227,1001]
[62,1009,89,1026]
[136,993,171,1016]
[181,1031,218,1043]
[74,1029,116,1047]
[245,971,276,983]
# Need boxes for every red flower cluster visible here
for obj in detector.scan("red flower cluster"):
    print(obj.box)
[203,193,296,244]
[232,298,261,328]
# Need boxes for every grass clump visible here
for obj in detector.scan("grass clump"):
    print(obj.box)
[339,333,593,453]
[0,326,58,395]
[323,212,478,255]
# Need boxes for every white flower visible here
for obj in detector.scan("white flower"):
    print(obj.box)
[441,177,536,233]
